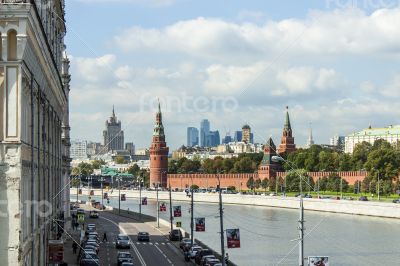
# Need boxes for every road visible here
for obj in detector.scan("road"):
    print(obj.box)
[83,209,191,266]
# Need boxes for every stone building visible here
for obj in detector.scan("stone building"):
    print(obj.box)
[278,106,296,154]
[149,102,169,188]
[103,106,124,151]
[0,1,71,265]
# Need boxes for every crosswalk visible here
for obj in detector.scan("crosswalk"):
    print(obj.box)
[107,241,171,246]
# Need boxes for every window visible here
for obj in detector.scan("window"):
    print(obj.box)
[7,30,17,61]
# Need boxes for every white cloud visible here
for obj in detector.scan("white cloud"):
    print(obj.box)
[71,54,115,83]
[381,73,400,97]
[113,8,400,59]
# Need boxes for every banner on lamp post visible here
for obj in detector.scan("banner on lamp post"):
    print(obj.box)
[173,206,181,217]
[195,218,205,232]
[226,229,240,248]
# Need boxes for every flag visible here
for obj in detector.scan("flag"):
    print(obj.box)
[195,218,205,232]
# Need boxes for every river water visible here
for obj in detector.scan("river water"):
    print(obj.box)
[87,194,400,266]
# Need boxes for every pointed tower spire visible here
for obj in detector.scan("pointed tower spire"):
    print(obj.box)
[284,106,291,131]
[307,122,314,148]
[112,105,115,117]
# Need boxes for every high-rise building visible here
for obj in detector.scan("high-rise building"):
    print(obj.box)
[278,106,297,154]
[149,102,169,188]
[222,134,232,144]
[234,131,242,142]
[70,140,88,159]
[103,106,124,151]
[207,130,220,147]
[200,119,210,147]
[125,142,135,155]
[242,124,251,143]
[187,127,199,147]
[0,1,70,264]
[87,142,103,156]
[345,125,400,153]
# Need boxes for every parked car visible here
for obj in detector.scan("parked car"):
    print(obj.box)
[189,246,202,258]
[195,249,213,265]
[116,234,131,249]
[117,251,133,266]
[200,255,216,266]
[121,262,135,266]
[169,229,183,241]
[204,258,220,266]
[180,238,192,250]
[137,232,150,242]
[392,199,400,203]
[359,196,368,201]
[79,251,98,266]
[89,210,99,218]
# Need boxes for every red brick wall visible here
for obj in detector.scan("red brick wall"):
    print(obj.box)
[167,171,368,189]
[276,171,368,185]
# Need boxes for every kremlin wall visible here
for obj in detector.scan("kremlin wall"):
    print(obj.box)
[150,106,370,190]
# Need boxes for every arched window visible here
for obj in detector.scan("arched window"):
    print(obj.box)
[7,30,17,61]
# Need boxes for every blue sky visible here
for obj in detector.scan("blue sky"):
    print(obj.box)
[65,0,400,150]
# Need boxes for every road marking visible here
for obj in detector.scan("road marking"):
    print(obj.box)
[155,244,174,266]
[100,216,147,266]
[149,242,153,245]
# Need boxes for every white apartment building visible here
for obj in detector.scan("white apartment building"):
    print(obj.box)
[70,140,88,159]
[345,125,400,153]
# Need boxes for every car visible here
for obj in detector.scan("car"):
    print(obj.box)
[189,246,202,258]
[116,234,131,249]
[304,194,313,198]
[200,255,216,266]
[117,251,133,266]
[180,238,192,250]
[392,199,400,203]
[359,196,368,201]
[121,262,135,266]
[89,211,99,218]
[77,208,85,214]
[137,232,150,242]
[169,229,183,241]
[269,192,277,196]
[204,258,220,266]
[84,243,99,254]
[80,258,100,266]
[195,249,213,265]
[79,251,98,265]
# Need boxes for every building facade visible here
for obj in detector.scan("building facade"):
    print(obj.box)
[103,106,124,151]
[125,142,135,155]
[70,140,88,159]
[149,103,169,188]
[278,106,296,154]
[233,131,242,142]
[345,125,400,153]
[0,1,70,265]
[242,124,251,143]
[187,127,199,147]
[200,119,210,147]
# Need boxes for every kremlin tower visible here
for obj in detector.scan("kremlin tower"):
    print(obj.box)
[278,106,296,154]
[149,101,169,188]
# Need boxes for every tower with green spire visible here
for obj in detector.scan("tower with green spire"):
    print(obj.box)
[258,137,282,180]
[278,106,296,154]
[149,100,169,188]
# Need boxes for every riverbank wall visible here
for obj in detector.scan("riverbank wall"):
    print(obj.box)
[72,188,400,219]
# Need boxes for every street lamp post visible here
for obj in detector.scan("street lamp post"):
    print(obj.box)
[272,155,304,266]
[156,182,160,228]
[117,175,122,215]
[100,176,104,208]
[139,175,143,221]
[216,172,226,266]
[377,171,380,201]
[340,177,343,199]
[76,176,80,203]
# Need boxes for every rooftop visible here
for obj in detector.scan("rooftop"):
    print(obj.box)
[349,125,400,137]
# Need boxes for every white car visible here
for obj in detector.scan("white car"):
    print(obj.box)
[189,246,202,258]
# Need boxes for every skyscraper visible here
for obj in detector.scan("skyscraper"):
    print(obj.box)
[200,119,210,147]
[278,106,296,154]
[234,131,242,142]
[207,130,220,147]
[242,124,251,143]
[150,102,169,188]
[103,106,124,151]
[187,127,199,147]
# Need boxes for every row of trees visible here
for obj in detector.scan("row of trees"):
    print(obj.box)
[168,153,263,174]
[71,159,106,176]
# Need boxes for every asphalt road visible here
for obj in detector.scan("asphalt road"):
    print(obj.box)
[84,209,191,266]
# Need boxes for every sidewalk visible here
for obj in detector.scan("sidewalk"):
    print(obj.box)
[63,226,83,266]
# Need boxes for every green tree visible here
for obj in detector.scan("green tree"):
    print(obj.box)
[261,178,269,192]
[114,156,127,164]
[233,157,256,173]
[127,164,140,176]
[91,159,106,170]
[71,162,93,177]
[246,176,255,193]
